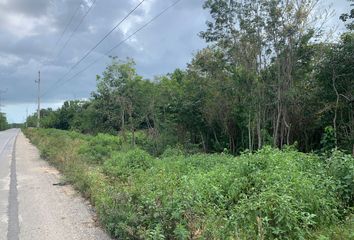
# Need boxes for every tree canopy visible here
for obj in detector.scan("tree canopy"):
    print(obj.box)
[27,0,354,156]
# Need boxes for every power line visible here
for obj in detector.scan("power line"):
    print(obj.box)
[43,0,145,95]
[55,0,83,47]
[105,0,182,57]
[42,0,183,97]
[56,0,98,58]
[71,0,146,73]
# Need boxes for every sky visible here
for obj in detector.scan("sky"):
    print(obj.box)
[0,0,351,123]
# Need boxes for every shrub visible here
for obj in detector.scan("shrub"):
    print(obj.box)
[326,150,354,209]
[321,126,337,153]
[121,148,340,239]
[78,133,122,164]
[103,148,153,179]
[160,145,185,158]
[23,129,354,240]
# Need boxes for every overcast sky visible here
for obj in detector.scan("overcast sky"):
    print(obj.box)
[0,0,351,123]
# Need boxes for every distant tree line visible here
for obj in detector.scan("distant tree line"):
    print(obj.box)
[0,113,9,131]
[27,0,353,155]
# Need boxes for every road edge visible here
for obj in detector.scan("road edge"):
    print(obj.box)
[7,131,19,240]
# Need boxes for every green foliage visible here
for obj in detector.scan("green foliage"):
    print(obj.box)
[0,112,8,130]
[25,0,354,157]
[21,1,354,238]
[160,145,186,158]
[313,215,354,240]
[316,32,354,152]
[79,133,122,164]
[24,128,354,239]
[339,0,354,30]
[320,126,337,152]
[103,148,153,179]
[326,150,354,209]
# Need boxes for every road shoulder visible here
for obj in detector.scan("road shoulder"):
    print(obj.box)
[16,131,110,240]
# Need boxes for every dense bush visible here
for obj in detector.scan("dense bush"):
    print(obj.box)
[326,150,354,209]
[78,133,122,164]
[160,145,186,158]
[121,148,340,239]
[103,148,153,179]
[23,128,354,240]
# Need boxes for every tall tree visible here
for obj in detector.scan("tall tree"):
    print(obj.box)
[316,32,354,153]
[201,0,320,149]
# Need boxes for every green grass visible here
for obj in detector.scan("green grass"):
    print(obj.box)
[312,214,354,240]
[23,128,354,239]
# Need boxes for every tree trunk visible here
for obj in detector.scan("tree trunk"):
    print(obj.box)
[274,94,281,147]
[280,120,284,149]
[200,131,207,152]
[248,112,253,151]
[213,128,220,146]
[283,110,291,146]
[257,111,262,149]
[332,69,339,148]
[121,108,126,140]
[132,127,136,147]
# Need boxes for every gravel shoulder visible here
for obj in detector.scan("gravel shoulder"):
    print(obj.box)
[15,131,111,240]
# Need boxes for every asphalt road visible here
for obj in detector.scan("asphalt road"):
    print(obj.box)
[0,129,110,240]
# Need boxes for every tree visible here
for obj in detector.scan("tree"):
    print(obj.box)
[93,57,154,145]
[0,112,8,130]
[201,0,321,149]
[340,0,354,30]
[24,0,353,155]
[316,32,354,153]
[201,0,267,150]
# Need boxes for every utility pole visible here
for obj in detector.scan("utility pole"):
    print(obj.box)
[35,71,41,128]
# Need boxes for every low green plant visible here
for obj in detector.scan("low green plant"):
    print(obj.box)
[320,126,337,153]
[326,150,354,209]
[103,148,153,179]
[78,133,122,164]
[23,128,354,240]
[160,145,185,158]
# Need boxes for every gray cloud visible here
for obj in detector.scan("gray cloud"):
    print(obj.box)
[1,0,51,17]
[0,0,350,122]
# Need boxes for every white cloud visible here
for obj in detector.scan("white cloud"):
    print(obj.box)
[119,0,156,36]
[0,53,22,67]
[88,25,97,34]
[0,11,53,38]
[119,14,144,36]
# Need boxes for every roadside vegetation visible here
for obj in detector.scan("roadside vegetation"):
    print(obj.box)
[24,128,353,239]
[0,112,8,131]
[23,0,353,239]
[26,0,353,156]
